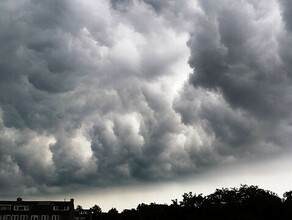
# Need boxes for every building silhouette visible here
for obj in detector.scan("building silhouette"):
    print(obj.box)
[75,209,92,220]
[0,198,75,220]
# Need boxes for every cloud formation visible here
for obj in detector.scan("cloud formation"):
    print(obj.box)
[0,0,291,196]
[179,0,292,155]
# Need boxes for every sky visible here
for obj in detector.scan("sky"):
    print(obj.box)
[1,0,292,212]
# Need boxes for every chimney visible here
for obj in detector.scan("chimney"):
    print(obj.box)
[17,198,22,202]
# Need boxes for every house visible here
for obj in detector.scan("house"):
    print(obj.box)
[74,209,92,220]
[0,198,75,220]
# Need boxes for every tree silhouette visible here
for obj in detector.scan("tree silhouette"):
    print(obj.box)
[90,185,291,220]
[107,208,119,220]
[76,205,83,211]
[91,205,102,214]
[180,192,204,208]
[200,185,282,219]
[283,190,292,201]
[108,208,118,215]
[283,190,292,218]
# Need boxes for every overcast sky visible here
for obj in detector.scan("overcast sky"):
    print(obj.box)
[1,0,292,211]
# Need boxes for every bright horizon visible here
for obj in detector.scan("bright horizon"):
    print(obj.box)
[10,153,292,212]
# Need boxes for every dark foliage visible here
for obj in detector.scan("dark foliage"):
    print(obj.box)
[91,185,292,220]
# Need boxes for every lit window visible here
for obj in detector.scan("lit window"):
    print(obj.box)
[14,206,29,211]
[79,212,88,215]
[0,206,11,211]
[53,206,69,211]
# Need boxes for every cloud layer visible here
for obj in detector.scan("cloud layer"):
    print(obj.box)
[0,0,292,196]
[182,0,292,154]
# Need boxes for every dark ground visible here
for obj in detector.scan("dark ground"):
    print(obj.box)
[89,185,292,220]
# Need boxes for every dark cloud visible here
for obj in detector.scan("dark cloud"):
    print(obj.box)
[175,0,292,162]
[0,0,196,195]
[279,0,292,32]
[109,0,167,12]
[188,0,290,118]
[0,0,292,197]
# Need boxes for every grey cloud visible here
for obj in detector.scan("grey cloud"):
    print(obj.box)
[110,0,132,10]
[110,0,187,14]
[88,85,196,183]
[1,0,292,198]
[279,0,292,32]
[0,113,55,195]
[175,0,292,163]
[110,0,196,32]
[0,0,199,195]
[188,0,292,118]
[109,0,166,12]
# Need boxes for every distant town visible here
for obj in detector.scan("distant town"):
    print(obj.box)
[1,185,292,220]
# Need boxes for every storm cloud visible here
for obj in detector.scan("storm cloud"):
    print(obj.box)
[177,0,292,157]
[0,0,291,196]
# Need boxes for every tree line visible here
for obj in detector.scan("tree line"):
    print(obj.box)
[83,185,292,220]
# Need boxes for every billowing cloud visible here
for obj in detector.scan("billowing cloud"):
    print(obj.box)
[0,0,195,195]
[279,0,292,32]
[0,0,292,197]
[176,0,292,161]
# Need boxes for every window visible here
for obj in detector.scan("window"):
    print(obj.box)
[0,215,2,220]
[3,216,11,220]
[40,216,48,220]
[79,211,88,215]
[0,206,11,211]
[14,206,29,211]
[12,216,18,220]
[20,216,28,220]
[52,216,59,220]
[53,206,69,211]
[31,216,38,220]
